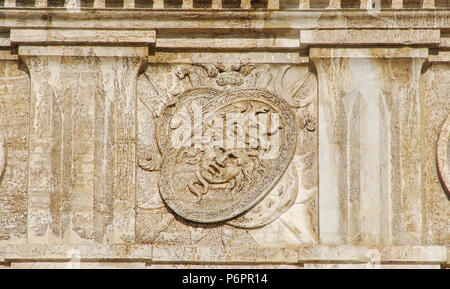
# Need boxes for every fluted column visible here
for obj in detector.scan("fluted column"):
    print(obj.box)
[12,29,154,244]
[311,47,428,245]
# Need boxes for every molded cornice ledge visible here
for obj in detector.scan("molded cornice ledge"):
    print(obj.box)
[9,29,156,57]
[300,29,441,48]
[304,30,448,63]
[0,245,447,267]
[0,10,448,31]
[309,47,430,59]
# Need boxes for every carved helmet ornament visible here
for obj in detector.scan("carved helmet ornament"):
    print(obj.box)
[437,113,450,197]
[154,88,298,223]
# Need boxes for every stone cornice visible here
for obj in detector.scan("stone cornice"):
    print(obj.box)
[300,29,442,48]
[0,9,448,60]
[0,244,447,265]
[18,45,151,57]
[309,47,430,59]
[0,9,448,58]
[10,29,156,46]
[0,9,448,31]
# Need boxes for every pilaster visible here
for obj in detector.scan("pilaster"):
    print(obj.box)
[311,47,428,245]
[13,29,154,244]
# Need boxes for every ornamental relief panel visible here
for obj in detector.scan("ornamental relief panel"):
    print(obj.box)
[136,60,318,246]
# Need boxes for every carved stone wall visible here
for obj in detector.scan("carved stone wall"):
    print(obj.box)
[136,57,318,247]
[0,2,448,268]
[421,62,450,246]
[0,57,29,244]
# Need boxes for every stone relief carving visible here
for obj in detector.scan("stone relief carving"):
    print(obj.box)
[177,63,256,87]
[155,88,297,223]
[137,62,318,243]
[437,113,450,196]
[226,162,299,228]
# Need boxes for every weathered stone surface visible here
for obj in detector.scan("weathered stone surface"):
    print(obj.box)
[11,29,156,45]
[136,60,318,246]
[0,10,448,31]
[157,88,297,223]
[22,53,144,244]
[300,29,441,47]
[0,4,447,269]
[420,63,450,245]
[152,245,298,263]
[147,264,303,268]
[303,263,441,269]
[436,112,449,195]
[0,243,445,265]
[298,245,447,263]
[227,162,299,228]
[0,60,29,245]
[10,262,147,269]
[18,46,150,58]
[1,244,152,261]
[312,47,427,246]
